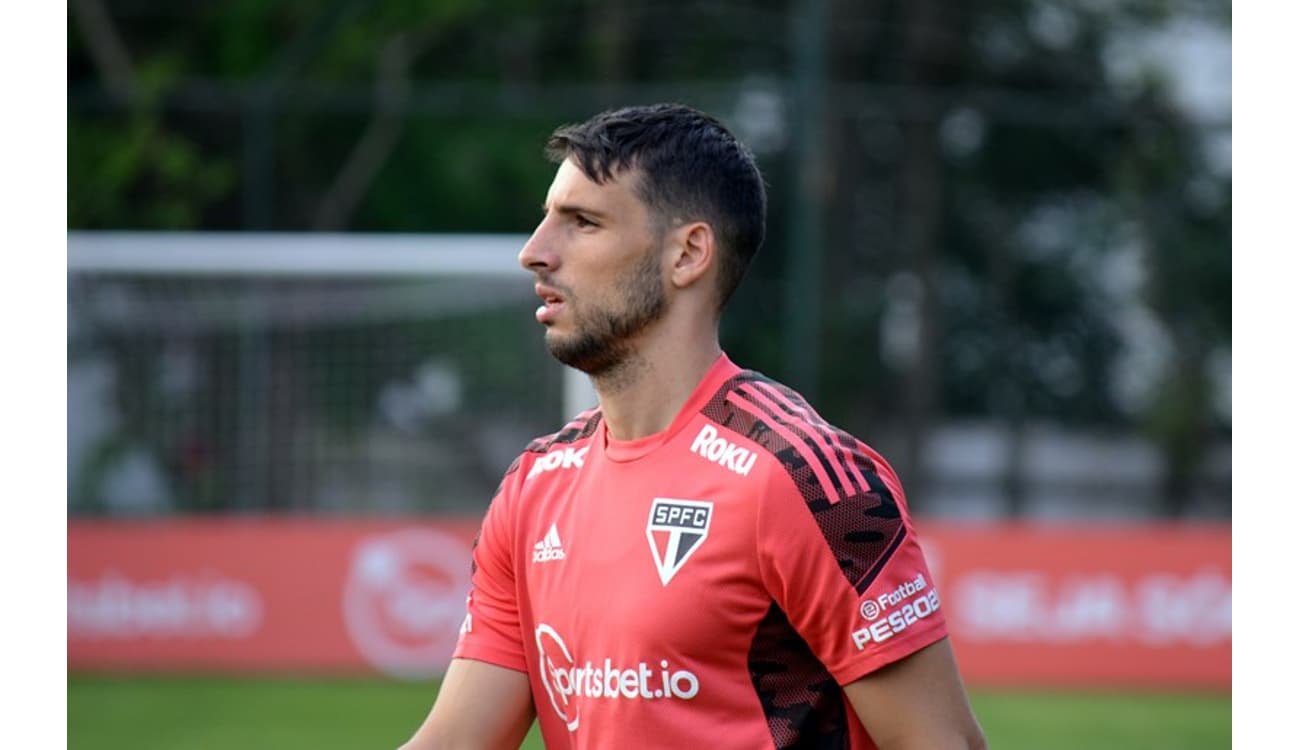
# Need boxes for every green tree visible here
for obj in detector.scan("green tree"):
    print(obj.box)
[68,0,1229,517]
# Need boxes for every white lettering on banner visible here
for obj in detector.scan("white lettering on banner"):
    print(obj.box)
[952,568,1231,646]
[527,447,589,480]
[689,425,757,476]
[1135,572,1234,647]
[68,570,263,638]
[535,623,700,732]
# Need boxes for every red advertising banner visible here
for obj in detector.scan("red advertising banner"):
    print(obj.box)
[68,518,481,677]
[919,522,1231,689]
[68,519,1230,688]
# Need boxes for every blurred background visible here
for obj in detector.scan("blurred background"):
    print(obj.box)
[67,1,1231,748]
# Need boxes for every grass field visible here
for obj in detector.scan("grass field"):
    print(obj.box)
[68,675,1229,749]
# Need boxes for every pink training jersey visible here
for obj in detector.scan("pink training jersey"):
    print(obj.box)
[454,354,946,749]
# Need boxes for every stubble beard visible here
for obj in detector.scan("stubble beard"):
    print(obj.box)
[544,249,667,378]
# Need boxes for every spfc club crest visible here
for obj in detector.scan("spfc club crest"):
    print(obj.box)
[645,498,713,585]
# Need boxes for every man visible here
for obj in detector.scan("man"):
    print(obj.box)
[401,103,986,750]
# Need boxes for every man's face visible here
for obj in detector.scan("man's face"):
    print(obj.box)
[519,159,668,375]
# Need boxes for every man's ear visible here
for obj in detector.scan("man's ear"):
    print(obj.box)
[668,221,715,290]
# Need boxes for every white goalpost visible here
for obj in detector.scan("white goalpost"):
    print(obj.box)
[67,231,597,515]
[66,231,598,419]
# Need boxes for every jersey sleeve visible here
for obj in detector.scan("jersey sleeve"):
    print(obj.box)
[754,446,947,686]
[451,458,529,673]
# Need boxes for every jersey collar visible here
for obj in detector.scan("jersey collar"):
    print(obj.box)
[601,353,741,463]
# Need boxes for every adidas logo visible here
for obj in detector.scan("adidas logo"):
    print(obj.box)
[532,523,567,563]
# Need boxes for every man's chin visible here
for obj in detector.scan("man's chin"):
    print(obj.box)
[545,333,623,375]
[543,330,579,362]
[541,327,568,351]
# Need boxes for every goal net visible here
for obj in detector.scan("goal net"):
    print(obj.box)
[67,232,589,516]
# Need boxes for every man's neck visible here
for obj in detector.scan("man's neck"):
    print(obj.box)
[592,333,722,442]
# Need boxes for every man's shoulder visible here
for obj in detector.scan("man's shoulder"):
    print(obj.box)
[494,407,603,490]
[707,366,902,507]
[708,366,840,439]
[523,406,604,455]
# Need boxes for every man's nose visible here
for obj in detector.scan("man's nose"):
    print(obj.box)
[518,220,556,272]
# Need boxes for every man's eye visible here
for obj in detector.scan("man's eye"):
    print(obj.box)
[575,215,595,228]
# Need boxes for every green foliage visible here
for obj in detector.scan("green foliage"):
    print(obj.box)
[68,114,235,229]
[68,0,1230,516]
[357,119,558,232]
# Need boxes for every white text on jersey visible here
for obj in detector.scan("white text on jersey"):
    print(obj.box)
[689,424,757,476]
[852,589,941,649]
[861,573,928,619]
[536,623,700,732]
[551,657,700,701]
[527,446,589,480]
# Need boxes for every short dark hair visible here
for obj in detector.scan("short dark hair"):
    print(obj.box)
[545,103,767,312]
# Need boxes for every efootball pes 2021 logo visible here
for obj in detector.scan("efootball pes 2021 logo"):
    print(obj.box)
[645,498,713,586]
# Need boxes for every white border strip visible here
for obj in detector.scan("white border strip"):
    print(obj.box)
[67,232,527,277]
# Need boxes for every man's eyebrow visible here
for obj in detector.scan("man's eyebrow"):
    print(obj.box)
[543,202,609,219]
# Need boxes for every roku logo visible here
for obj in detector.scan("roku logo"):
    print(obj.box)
[689,424,757,476]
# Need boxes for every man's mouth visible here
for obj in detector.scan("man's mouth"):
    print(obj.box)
[534,283,566,324]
